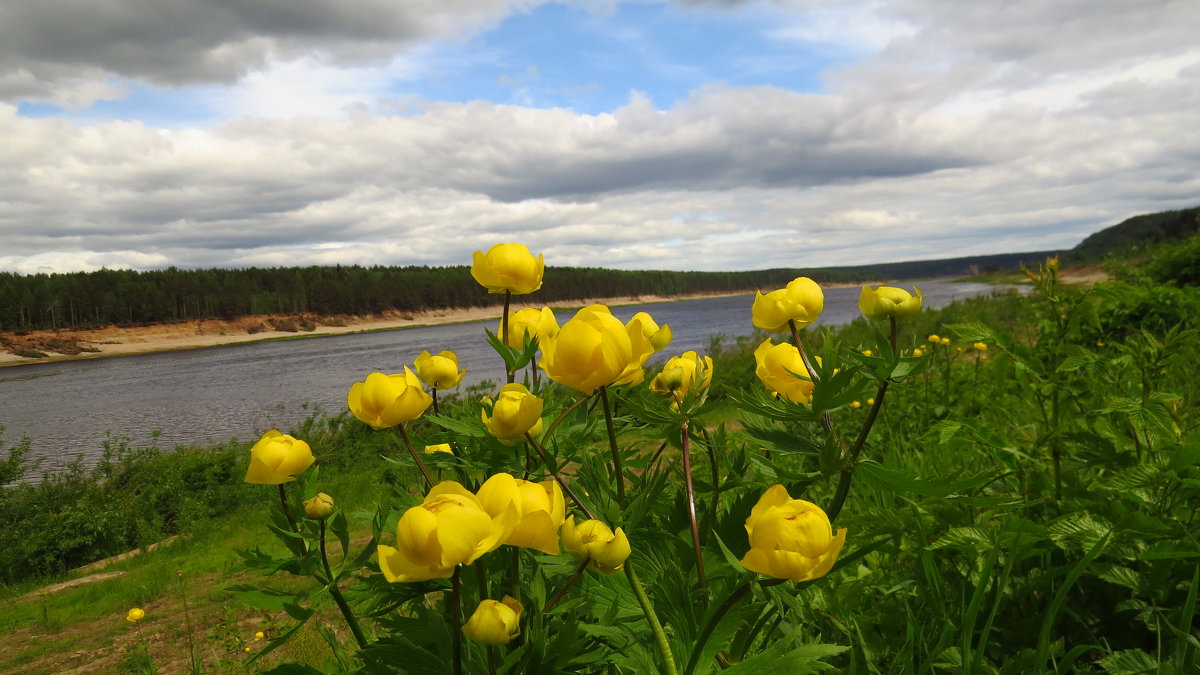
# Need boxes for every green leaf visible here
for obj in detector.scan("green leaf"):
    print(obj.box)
[724,641,848,673]
[856,460,995,498]
[928,527,993,552]
[223,584,307,612]
[1097,649,1159,674]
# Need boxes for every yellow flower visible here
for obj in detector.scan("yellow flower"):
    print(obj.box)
[303,492,335,520]
[561,517,631,575]
[471,243,544,295]
[753,339,815,404]
[254,631,265,641]
[866,398,875,405]
[244,647,251,653]
[858,285,922,320]
[481,383,545,445]
[928,334,940,343]
[973,342,988,352]
[463,596,523,646]
[126,608,145,623]
[941,337,951,346]
[862,349,873,357]
[628,311,673,352]
[912,348,924,357]
[649,351,713,402]
[377,482,519,582]
[751,277,824,333]
[347,369,432,429]
[244,430,314,485]
[740,485,847,582]
[413,350,466,390]
[849,400,861,409]
[475,473,565,554]
[425,443,454,455]
[540,305,636,393]
[501,307,558,350]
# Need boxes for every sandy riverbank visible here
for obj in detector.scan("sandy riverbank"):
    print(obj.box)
[0,291,751,368]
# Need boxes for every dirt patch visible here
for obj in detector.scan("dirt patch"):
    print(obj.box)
[19,571,128,602]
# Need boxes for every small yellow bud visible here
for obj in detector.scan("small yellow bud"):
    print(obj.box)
[973,342,988,352]
[927,334,940,343]
[849,401,861,409]
[862,349,873,357]
[866,398,875,406]
[244,647,251,653]
[912,348,924,357]
[303,492,335,520]
[254,631,265,641]
[940,337,950,346]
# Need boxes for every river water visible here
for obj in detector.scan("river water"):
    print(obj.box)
[0,280,997,470]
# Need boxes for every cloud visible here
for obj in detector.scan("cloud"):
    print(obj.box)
[0,0,539,105]
[0,0,1197,274]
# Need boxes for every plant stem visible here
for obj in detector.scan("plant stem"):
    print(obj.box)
[396,424,436,488]
[685,581,752,675]
[176,574,199,674]
[525,432,595,520]
[319,519,369,649]
[502,290,514,384]
[432,388,440,416]
[452,567,463,675]
[626,562,678,675]
[541,393,593,444]
[599,386,626,510]
[789,321,838,439]
[675,395,708,596]
[543,558,590,612]
[277,484,309,556]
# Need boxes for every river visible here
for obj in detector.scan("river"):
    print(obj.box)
[0,280,998,470]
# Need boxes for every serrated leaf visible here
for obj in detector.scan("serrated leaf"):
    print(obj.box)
[1097,649,1159,674]
[857,460,995,498]
[929,527,993,552]
[223,584,307,611]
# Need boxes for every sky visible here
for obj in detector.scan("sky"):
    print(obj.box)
[1,0,1197,274]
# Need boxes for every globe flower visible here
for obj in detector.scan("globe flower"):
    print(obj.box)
[348,369,432,429]
[928,334,941,343]
[858,285,922,320]
[849,400,861,409]
[303,492,335,520]
[501,307,559,350]
[753,339,815,404]
[940,337,951,346]
[471,243,544,295]
[649,350,713,403]
[254,631,265,641]
[414,350,466,390]
[628,312,673,352]
[973,342,988,352]
[244,430,315,485]
[561,516,631,575]
[463,596,523,646]
[481,383,545,445]
[475,473,565,554]
[912,348,925,357]
[540,305,636,394]
[751,277,825,333]
[740,485,847,583]
[377,481,519,582]
[425,443,454,455]
[126,608,145,623]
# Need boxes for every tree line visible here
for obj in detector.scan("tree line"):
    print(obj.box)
[0,250,1058,332]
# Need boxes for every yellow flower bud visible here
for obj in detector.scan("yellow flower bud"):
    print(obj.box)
[540,305,637,393]
[858,285,922,320]
[462,596,523,646]
[973,342,988,352]
[649,351,713,404]
[425,443,454,455]
[862,349,873,357]
[244,430,314,485]
[254,631,265,641]
[481,383,545,445]
[739,485,846,582]
[303,492,335,520]
[244,647,251,653]
[940,337,951,346]
[471,243,544,295]
[1046,256,1060,275]
[347,369,432,429]
[753,339,815,404]
[126,608,145,623]
[751,277,824,333]
[912,348,924,357]
[413,350,466,390]
[561,517,631,575]
[928,334,940,343]
[866,398,875,406]
[849,400,861,409]
[475,473,565,554]
[377,481,520,583]
[500,307,559,350]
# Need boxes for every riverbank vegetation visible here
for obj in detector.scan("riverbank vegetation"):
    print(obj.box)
[1,230,1198,673]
